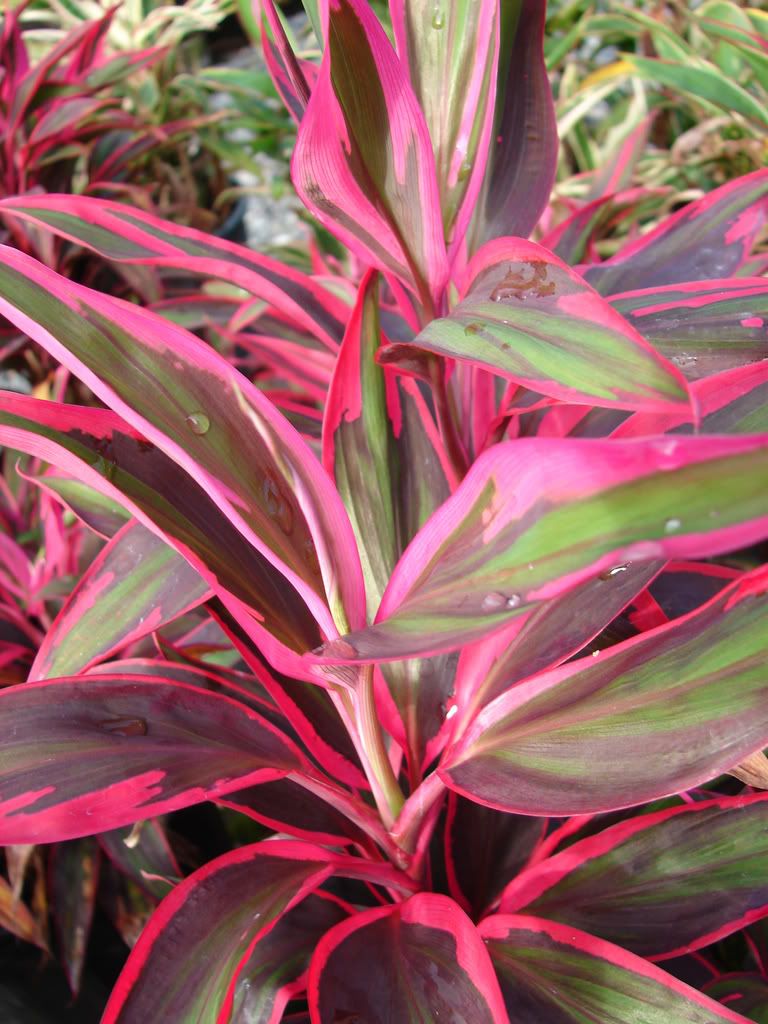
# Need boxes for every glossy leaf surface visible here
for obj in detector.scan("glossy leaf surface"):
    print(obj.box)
[292,0,448,304]
[441,574,768,815]
[324,434,768,660]
[0,676,307,843]
[585,169,768,294]
[308,893,508,1023]
[480,915,751,1023]
[103,841,339,1024]
[383,238,689,412]
[500,794,768,960]
[30,520,209,680]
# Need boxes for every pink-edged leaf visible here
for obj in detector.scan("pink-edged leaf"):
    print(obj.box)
[479,914,752,1023]
[0,246,366,640]
[613,361,768,439]
[102,840,340,1024]
[471,0,557,246]
[540,186,667,266]
[0,676,309,843]
[0,393,324,676]
[260,0,312,123]
[232,891,348,1024]
[381,237,690,412]
[453,560,661,727]
[439,571,768,816]
[30,473,130,538]
[49,837,100,995]
[30,519,209,680]
[610,277,768,380]
[445,793,544,919]
[292,0,448,307]
[584,169,768,294]
[219,778,368,847]
[0,873,47,950]
[500,793,768,961]
[704,975,768,1024]
[390,0,498,252]
[319,434,768,661]
[308,892,508,1023]
[98,820,180,901]
[322,269,453,770]
[0,195,347,348]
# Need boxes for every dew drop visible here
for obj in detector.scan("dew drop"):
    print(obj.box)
[445,703,458,720]
[457,160,472,182]
[431,7,445,29]
[481,592,507,611]
[671,353,698,370]
[599,563,630,580]
[99,717,148,737]
[505,593,522,609]
[185,412,210,435]
[591,650,601,658]
[464,322,483,336]
[664,517,682,534]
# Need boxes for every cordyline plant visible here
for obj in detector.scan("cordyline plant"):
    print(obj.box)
[0,0,767,1021]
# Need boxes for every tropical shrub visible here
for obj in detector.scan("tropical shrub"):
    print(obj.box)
[0,1,766,1021]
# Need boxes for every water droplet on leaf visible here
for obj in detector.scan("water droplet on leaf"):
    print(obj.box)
[599,564,630,580]
[481,592,507,611]
[464,322,483,336]
[457,160,472,181]
[505,594,522,609]
[431,7,445,28]
[185,412,210,435]
[100,718,148,737]
[664,517,682,534]
[263,474,294,534]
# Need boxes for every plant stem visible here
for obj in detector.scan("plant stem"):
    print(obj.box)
[355,665,405,829]
[429,360,468,484]
[390,770,446,855]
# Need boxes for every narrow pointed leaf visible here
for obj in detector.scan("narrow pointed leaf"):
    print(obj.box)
[103,841,340,1024]
[585,169,768,294]
[0,246,366,638]
[321,434,768,661]
[479,914,752,1023]
[323,270,453,767]
[381,238,690,412]
[232,892,348,1024]
[0,195,347,348]
[308,893,508,1023]
[49,838,99,995]
[31,474,130,538]
[0,676,309,843]
[31,520,209,680]
[610,278,768,380]
[500,793,768,960]
[704,976,768,1024]
[0,874,47,950]
[472,0,557,245]
[390,0,498,249]
[292,0,448,305]
[98,821,181,901]
[0,392,323,675]
[445,794,543,919]
[440,572,768,815]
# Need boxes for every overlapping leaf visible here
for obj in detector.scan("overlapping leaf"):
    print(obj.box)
[389,0,498,251]
[308,893,508,1023]
[0,195,347,348]
[479,915,752,1023]
[30,520,209,680]
[500,794,768,960]
[471,0,557,245]
[0,245,366,639]
[0,676,308,843]
[584,169,768,294]
[319,434,768,661]
[381,237,690,412]
[292,0,448,307]
[440,573,768,815]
